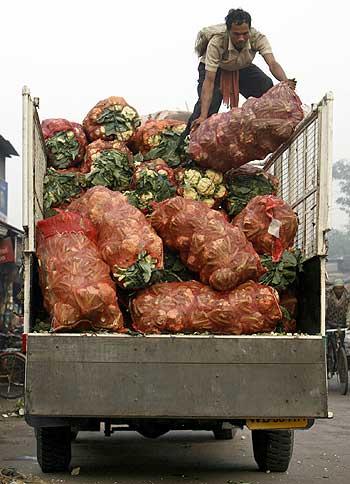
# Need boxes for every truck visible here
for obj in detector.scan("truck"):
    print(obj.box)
[22,86,333,474]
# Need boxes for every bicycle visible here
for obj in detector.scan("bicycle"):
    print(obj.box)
[0,332,26,399]
[326,327,349,395]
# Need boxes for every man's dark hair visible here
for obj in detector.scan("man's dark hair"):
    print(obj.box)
[225,8,252,29]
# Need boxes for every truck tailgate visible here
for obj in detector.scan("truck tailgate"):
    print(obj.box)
[25,333,327,419]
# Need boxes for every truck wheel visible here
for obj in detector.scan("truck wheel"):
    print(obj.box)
[36,427,71,473]
[252,430,294,472]
[213,428,234,440]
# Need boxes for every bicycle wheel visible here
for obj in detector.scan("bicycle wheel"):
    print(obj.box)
[337,346,348,395]
[327,339,336,378]
[0,352,25,399]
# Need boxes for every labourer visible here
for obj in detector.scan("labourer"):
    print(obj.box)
[326,279,350,330]
[179,8,296,145]
[326,279,350,370]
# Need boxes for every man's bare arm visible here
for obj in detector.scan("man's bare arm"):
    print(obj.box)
[200,70,216,118]
[191,70,216,131]
[262,53,296,88]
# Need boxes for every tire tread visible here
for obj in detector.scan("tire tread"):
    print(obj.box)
[36,427,71,473]
[252,429,294,472]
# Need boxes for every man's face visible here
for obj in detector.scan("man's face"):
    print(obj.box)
[334,286,344,298]
[229,22,250,50]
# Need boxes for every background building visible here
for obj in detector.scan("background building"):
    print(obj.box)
[0,134,23,331]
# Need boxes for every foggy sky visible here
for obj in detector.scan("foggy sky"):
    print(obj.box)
[1,0,349,229]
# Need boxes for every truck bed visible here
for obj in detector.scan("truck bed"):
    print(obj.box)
[22,89,333,426]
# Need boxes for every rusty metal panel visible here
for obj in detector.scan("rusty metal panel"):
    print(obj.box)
[25,334,328,419]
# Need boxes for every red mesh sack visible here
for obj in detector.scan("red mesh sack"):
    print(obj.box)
[131,158,176,188]
[81,139,133,174]
[68,186,163,289]
[131,280,282,335]
[187,218,265,290]
[232,195,298,261]
[125,159,177,213]
[81,139,134,192]
[150,197,226,260]
[43,167,87,217]
[36,211,124,332]
[42,119,87,170]
[189,82,304,172]
[83,96,140,142]
[129,119,186,167]
[130,119,186,154]
[150,197,264,291]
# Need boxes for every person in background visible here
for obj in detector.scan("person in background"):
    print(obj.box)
[179,7,296,146]
[326,279,350,373]
[326,279,350,330]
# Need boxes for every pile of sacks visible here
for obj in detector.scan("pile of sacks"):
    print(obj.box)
[38,83,303,335]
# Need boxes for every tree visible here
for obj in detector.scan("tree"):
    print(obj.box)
[333,159,350,228]
[327,229,350,258]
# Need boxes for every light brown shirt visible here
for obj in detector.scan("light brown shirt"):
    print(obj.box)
[198,24,273,73]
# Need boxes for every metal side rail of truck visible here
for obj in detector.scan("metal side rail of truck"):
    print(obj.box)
[22,86,333,474]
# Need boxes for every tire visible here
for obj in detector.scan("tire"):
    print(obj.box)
[36,427,71,473]
[213,428,234,440]
[0,352,25,399]
[252,430,294,472]
[337,346,349,395]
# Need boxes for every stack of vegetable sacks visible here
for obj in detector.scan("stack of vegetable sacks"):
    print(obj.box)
[68,186,163,289]
[131,194,298,335]
[150,197,265,290]
[42,118,89,216]
[42,96,141,215]
[38,85,303,335]
[127,196,281,335]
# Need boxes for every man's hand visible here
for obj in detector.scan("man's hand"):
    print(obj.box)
[191,116,207,132]
[191,70,216,133]
[287,78,297,90]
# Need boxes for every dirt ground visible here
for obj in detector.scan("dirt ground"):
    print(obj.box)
[1,378,349,484]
